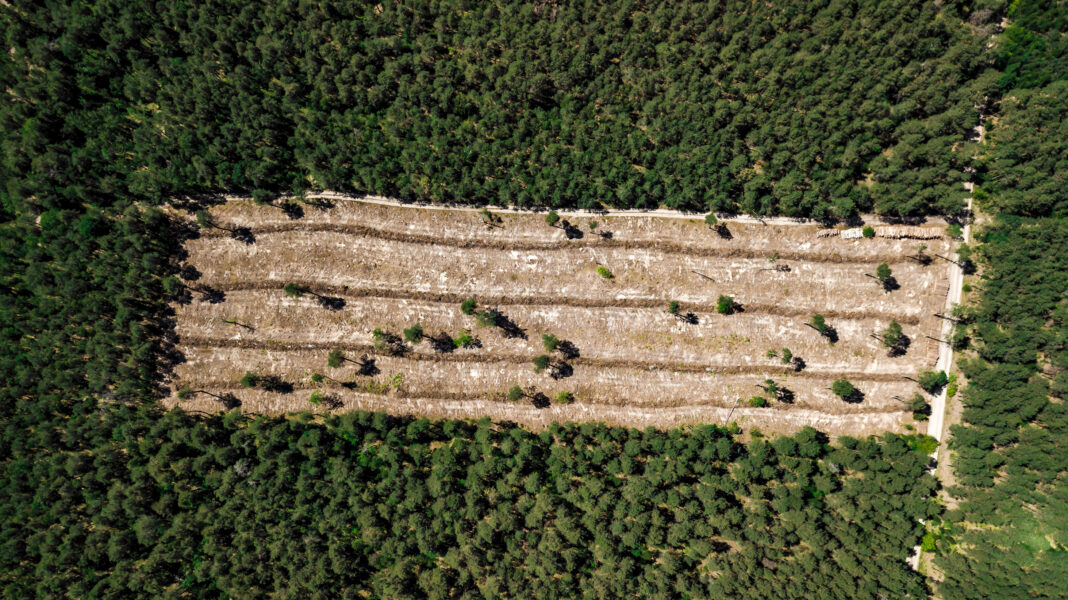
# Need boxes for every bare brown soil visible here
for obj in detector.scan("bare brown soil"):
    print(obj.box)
[166,199,954,435]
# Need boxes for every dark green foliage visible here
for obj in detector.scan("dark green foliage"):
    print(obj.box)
[0,0,989,216]
[876,263,893,282]
[507,386,525,403]
[716,296,735,315]
[976,80,1068,218]
[541,333,559,353]
[239,371,261,388]
[883,321,904,348]
[452,329,474,348]
[937,218,1068,600]
[283,283,308,298]
[862,226,876,238]
[0,409,936,599]
[831,379,857,400]
[327,350,345,369]
[460,298,478,315]
[475,310,499,328]
[907,393,930,421]
[994,0,1068,93]
[704,213,718,228]
[545,211,560,228]
[403,323,424,344]
[748,396,768,407]
[532,354,551,373]
[668,300,680,316]
[917,370,949,394]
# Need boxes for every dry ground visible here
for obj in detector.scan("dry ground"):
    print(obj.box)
[166,198,954,436]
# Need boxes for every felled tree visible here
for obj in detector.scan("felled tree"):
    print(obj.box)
[807,314,837,342]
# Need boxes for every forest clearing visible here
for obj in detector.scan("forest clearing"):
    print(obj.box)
[167,196,956,436]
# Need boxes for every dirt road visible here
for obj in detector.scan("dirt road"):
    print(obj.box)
[232,190,953,227]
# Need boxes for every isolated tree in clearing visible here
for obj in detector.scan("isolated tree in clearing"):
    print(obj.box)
[284,283,308,298]
[716,295,735,315]
[918,370,949,394]
[532,354,551,373]
[327,350,344,369]
[507,385,525,403]
[403,323,424,343]
[807,314,837,343]
[545,210,560,228]
[668,300,680,317]
[831,379,858,401]
[460,298,478,315]
[239,371,261,388]
[542,333,559,353]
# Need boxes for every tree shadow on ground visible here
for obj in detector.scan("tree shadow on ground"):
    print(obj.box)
[557,340,580,359]
[561,220,584,239]
[530,392,551,409]
[230,226,255,244]
[549,362,574,380]
[315,295,346,310]
[888,335,911,357]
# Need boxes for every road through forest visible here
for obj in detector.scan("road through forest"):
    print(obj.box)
[232,190,954,227]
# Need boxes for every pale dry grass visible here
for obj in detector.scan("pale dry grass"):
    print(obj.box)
[168,199,953,434]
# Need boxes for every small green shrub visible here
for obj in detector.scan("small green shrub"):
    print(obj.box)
[460,298,478,315]
[532,355,551,373]
[862,226,875,238]
[596,266,614,280]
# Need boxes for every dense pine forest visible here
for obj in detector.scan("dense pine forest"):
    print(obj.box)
[3,0,1000,217]
[1,0,1066,598]
[932,2,1068,598]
